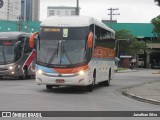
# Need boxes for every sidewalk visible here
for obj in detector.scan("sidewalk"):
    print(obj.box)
[118,69,160,105]
[123,81,160,105]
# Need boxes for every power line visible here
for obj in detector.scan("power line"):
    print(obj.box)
[108,8,120,28]
[76,0,80,15]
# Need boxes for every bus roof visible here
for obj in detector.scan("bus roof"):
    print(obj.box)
[0,32,31,40]
[41,16,115,34]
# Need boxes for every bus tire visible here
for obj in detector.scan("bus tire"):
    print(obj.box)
[104,69,111,86]
[46,85,53,89]
[23,68,28,79]
[87,70,96,92]
[19,68,28,80]
[87,84,93,92]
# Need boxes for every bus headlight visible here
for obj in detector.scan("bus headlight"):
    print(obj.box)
[8,66,13,70]
[79,70,85,75]
[37,70,43,74]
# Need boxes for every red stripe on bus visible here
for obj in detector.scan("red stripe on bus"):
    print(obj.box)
[23,51,36,69]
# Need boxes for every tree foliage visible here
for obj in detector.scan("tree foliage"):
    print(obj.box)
[115,29,135,40]
[115,29,147,58]
[155,0,160,6]
[128,40,147,56]
[115,30,136,55]
[128,40,147,67]
[151,15,160,39]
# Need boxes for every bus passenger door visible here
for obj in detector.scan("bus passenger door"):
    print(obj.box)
[23,36,36,75]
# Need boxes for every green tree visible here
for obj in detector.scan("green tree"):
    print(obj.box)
[155,0,160,6]
[129,40,146,55]
[128,40,147,67]
[115,29,136,55]
[116,29,147,67]
[115,29,135,40]
[151,15,160,40]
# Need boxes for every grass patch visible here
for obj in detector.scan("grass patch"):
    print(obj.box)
[117,67,127,71]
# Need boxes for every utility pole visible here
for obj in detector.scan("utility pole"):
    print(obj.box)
[18,15,22,31]
[76,0,79,15]
[108,8,120,28]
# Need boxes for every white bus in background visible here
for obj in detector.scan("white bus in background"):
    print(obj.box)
[29,16,116,92]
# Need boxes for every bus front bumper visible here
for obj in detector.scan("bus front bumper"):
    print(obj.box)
[36,71,93,86]
[0,70,19,79]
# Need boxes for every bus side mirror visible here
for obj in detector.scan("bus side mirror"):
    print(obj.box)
[29,32,38,48]
[87,32,93,48]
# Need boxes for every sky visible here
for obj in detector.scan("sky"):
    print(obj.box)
[40,0,160,23]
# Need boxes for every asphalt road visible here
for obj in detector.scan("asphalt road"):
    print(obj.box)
[0,69,160,120]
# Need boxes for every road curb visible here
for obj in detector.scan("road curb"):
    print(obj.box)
[122,90,160,105]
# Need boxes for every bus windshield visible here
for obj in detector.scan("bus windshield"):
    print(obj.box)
[0,41,15,64]
[37,27,89,67]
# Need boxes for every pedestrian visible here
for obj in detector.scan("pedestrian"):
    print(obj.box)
[130,61,134,70]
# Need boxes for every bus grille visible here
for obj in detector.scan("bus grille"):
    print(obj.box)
[0,68,8,71]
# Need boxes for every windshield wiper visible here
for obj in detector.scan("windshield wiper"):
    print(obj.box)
[47,42,59,67]
[61,42,72,64]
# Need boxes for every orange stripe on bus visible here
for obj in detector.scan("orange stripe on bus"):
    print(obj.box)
[54,65,88,74]
[93,46,116,58]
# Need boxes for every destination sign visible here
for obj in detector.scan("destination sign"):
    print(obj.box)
[0,41,13,46]
[3,41,13,45]
[43,28,60,32]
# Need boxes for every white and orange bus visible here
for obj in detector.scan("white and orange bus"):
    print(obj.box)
[30,16,116,91]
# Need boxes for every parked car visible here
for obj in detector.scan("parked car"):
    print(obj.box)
[138,58,144,68]
[151,62,160,69]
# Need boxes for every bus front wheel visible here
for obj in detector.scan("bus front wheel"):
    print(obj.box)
[46,85,53,89]
[104,69,111,86]
[19,68,28,80]
[87,71,96,92]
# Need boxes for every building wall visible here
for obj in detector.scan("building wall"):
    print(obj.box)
[21,0,39,21]
[0,20,40,32]
[47,6,76,17]
[0,0,21,21]
[32,0,40,21]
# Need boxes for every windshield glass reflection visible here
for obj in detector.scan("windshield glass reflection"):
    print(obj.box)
[0,41,15,64]
[37,39,86,66]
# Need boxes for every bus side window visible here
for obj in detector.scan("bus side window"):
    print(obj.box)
[14,39,23,61]
[24,37,32,53]
[85,24,94,61]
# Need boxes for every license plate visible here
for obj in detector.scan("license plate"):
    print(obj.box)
[56,79,65,83]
